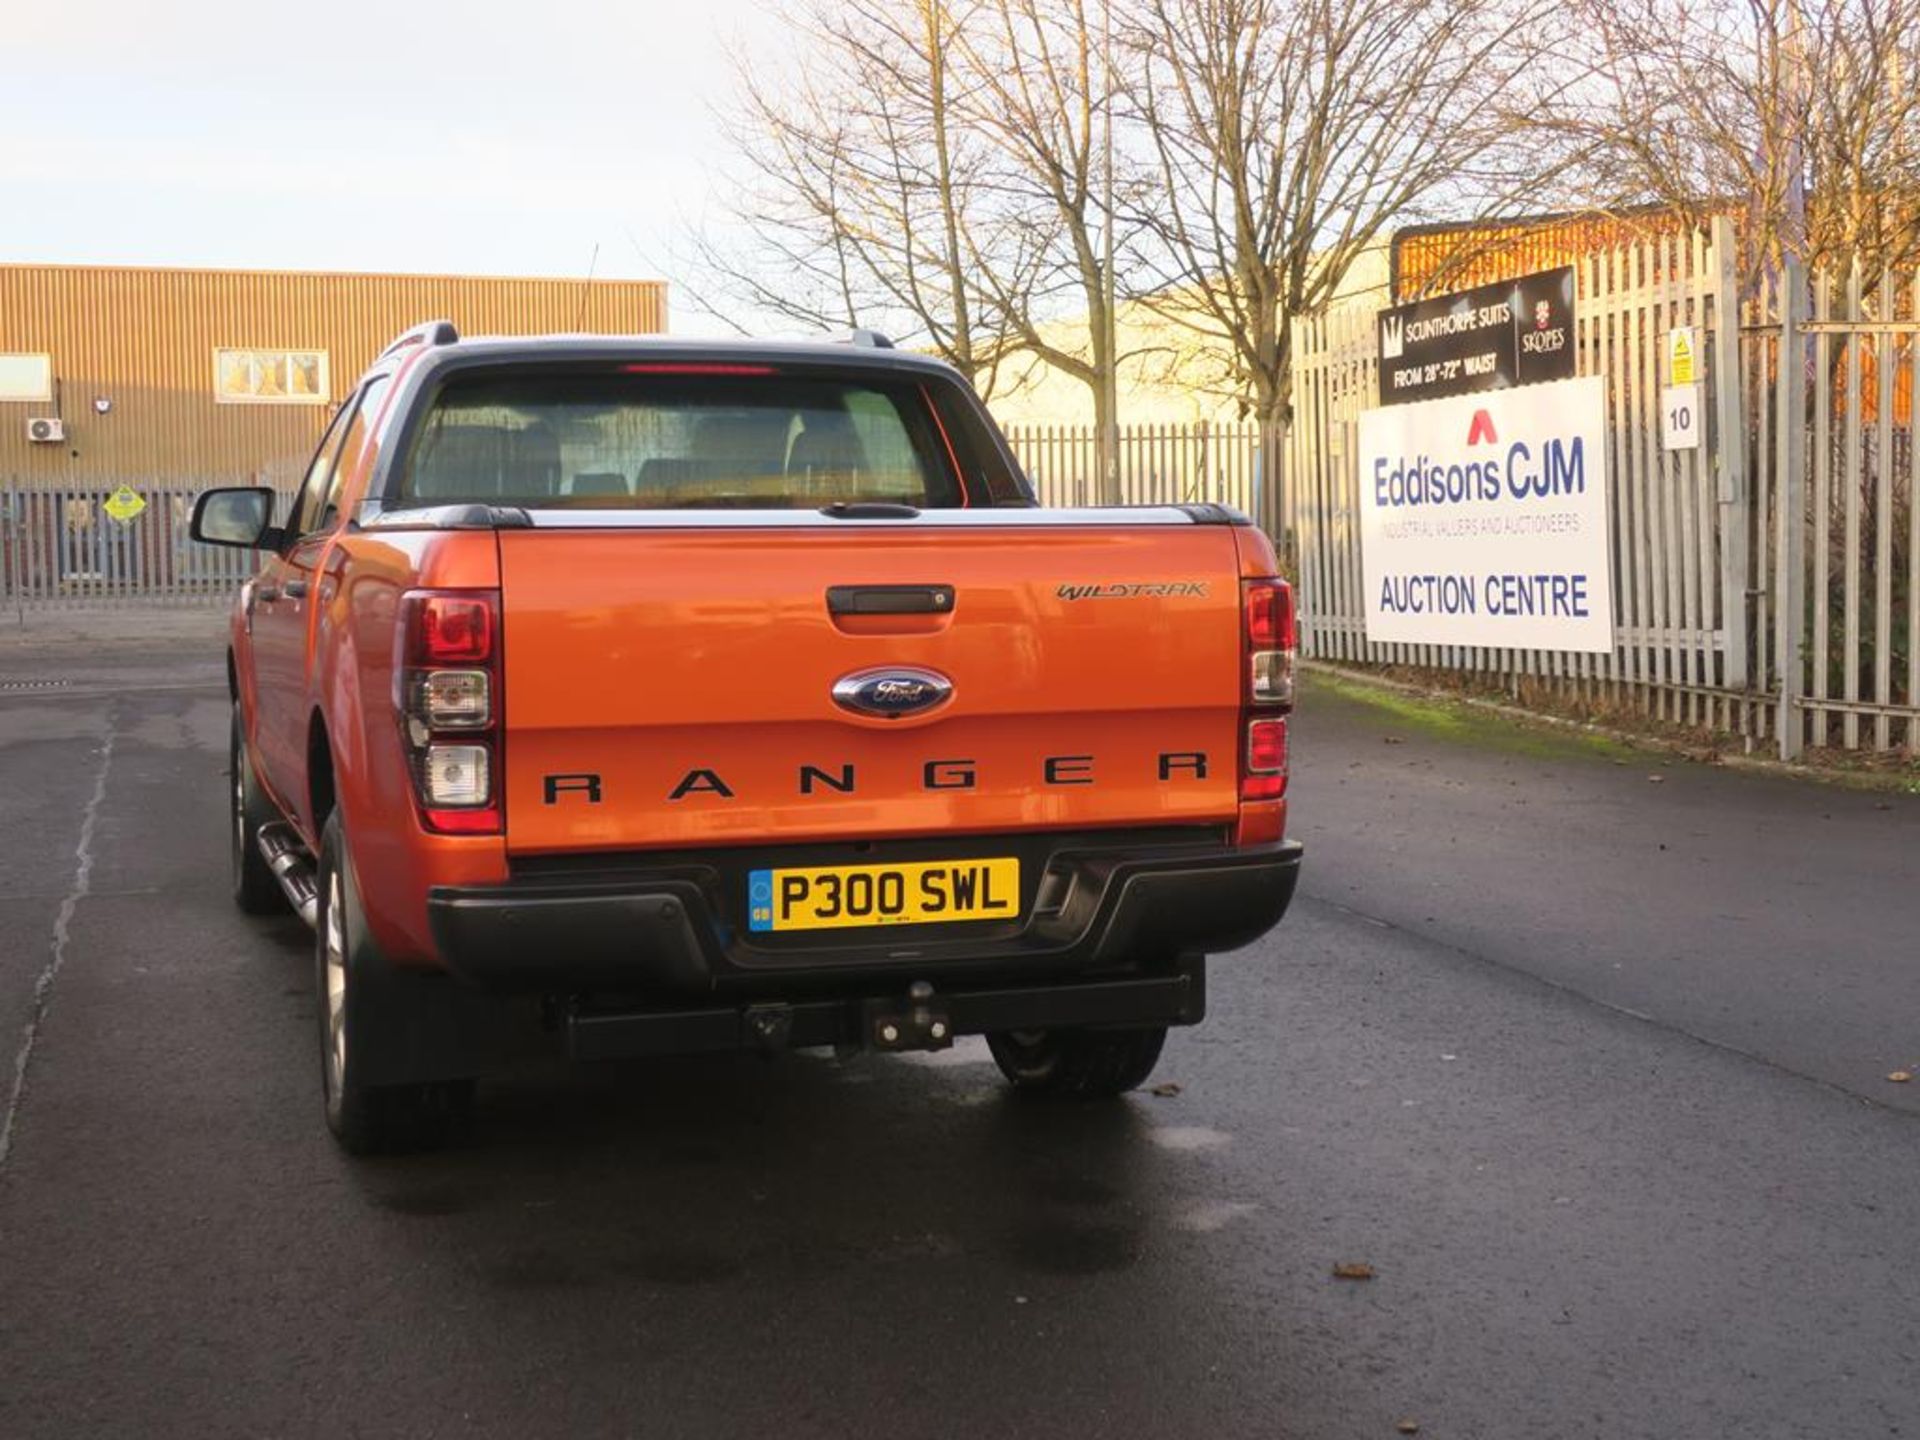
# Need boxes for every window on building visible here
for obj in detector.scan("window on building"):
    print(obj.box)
[0,354,53,404]
[213,348,330,406]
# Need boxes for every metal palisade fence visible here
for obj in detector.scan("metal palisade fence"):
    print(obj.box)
[1004,421,1263,513]
[1,477,270,614]
[1758,257,1918,757]
[1288,215,1917,760]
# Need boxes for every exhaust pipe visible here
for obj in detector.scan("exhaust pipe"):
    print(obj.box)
[257,824,319,928]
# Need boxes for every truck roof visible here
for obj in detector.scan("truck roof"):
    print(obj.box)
[372,330,964,386]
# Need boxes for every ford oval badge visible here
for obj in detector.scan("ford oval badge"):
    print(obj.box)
[832,666,953,719]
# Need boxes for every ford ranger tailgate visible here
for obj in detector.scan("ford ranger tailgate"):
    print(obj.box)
[497,519,1243,854]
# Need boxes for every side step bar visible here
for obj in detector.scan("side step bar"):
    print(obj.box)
[257,823,319,927]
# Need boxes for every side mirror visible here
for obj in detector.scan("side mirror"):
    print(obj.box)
[190,487,279,548]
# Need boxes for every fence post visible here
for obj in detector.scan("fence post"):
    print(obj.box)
[1774,259,1807,759]
[2,477,18,626]
[1711,215,1749,692]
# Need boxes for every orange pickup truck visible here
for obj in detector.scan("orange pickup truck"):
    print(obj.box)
[193,324,1302,1152]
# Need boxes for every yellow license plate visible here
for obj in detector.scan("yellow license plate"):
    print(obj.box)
[747,858,1020,933]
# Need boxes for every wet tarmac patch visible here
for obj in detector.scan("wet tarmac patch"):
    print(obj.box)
[660,1138,726,1166]
[621,1248,745,1285]
[1027,1170,1123,1208]
[1008,1218,1143,1275]
[1145,1125,1232,1152]
[1172,1200,1259,1233]
[486,1248,592,1291]
[371,1184,473,1218]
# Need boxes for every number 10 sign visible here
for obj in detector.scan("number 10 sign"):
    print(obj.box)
[1662,383,1702,451]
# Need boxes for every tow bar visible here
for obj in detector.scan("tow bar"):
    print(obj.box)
[864,981,953,1053]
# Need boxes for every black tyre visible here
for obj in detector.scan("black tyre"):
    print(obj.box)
[315,809,472,1155]
[986,1026,1168,1098]
[230,703,285,915]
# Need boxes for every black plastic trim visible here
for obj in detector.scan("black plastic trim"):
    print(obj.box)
[427,834,1302,996]
[1174,502,1254,526]
[566,963,1207,1062]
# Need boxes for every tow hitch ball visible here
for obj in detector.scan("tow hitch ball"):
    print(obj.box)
[867,981,953,1053]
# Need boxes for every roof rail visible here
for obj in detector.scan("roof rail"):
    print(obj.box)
[379,319,460,360]
[842,328,896,349]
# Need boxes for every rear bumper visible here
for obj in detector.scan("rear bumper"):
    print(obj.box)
[426,834,1303,997]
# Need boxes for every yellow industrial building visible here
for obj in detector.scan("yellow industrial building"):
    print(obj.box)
[0,264,669,485]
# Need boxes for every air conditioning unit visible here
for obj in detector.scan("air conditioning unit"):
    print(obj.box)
[26,417,65,444]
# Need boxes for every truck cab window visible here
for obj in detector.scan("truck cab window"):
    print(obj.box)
[314,376,390,533]
[396,370,962,510]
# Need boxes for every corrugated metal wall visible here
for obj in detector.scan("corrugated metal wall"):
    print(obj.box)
[1393,210,1698,302]
[0,264,667,484]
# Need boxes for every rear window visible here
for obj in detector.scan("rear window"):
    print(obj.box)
[394,370,962,509]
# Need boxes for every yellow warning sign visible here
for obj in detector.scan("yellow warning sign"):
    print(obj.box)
[103,486,146,524]
[1667,327,1698,386]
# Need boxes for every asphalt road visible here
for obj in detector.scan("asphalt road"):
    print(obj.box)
[1,615,1915,1440]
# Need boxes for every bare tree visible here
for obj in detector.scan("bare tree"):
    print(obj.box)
[695,0,1037,395]
[949,0,1132,490]
[705,0,1154,496]
[1549,0,1920,280]
[1121,0,1572,536]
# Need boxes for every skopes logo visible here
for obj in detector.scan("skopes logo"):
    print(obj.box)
[1381,313,1405,360]
[1520,296,1569,356]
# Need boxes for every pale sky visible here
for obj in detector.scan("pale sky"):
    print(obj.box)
[0,0,785,332]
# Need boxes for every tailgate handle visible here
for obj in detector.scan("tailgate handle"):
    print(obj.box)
[826,584,955,616]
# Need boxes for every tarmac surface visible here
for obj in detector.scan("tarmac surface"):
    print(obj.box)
[1,609,1915,1439]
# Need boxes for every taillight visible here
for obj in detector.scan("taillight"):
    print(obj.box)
[399,590,503,834]
[1240,578,1294,810]
[1243,717,1288,801]
[1244,578,1296,707]
[414,595,493,664]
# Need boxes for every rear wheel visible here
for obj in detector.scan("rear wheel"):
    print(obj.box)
[316,810,472,1154]
[986,1026,1168,1098]
[229,703,284,915]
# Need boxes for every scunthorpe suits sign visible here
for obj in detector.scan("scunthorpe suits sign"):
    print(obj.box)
[1357,375,1615,653]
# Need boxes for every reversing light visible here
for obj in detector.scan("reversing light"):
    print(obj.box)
[422,744,491,808]
[409,669,490,730]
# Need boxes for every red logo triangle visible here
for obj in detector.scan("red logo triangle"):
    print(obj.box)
[1467,410,1498,446]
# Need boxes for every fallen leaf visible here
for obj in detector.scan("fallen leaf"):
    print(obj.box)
[1888,1071,1912,1084]
[1396,1423,1421,1436]
[1332,1262,1375,1281]
[1150,1082,1183,1098]
[1646,775,1665,784]
[1383,735,1405,745]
